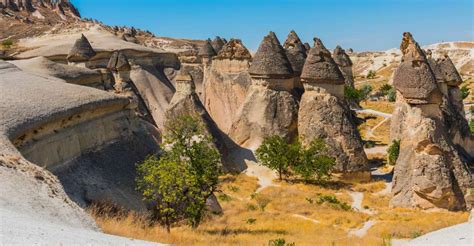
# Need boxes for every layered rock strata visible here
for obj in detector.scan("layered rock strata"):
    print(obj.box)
[390,32,472,210]
[298,37,369,175]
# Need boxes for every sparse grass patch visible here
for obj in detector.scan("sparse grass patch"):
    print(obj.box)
[360,100,394,114]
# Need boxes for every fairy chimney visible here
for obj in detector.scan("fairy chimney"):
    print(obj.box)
[198,39,217,65]
[107,51,132,92]
[213,38,252,73]
[283,30,307,92]
[211,36,226,54]
[333,45,354,88]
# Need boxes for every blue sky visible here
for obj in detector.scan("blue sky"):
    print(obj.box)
[72,0,473,51]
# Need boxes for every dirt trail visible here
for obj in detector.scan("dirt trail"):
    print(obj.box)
[243,160,279,193]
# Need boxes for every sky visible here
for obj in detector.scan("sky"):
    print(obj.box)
[72,0,473,51]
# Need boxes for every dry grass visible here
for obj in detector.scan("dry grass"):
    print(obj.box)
[360,101,395,114]
[89,173,469,246]
[357,113,391,145]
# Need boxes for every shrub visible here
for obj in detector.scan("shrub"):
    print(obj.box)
[460,85,470,100]
[1,39,13,48]
[136,114,221,232]
[359,84,373,101]
[246,218,256,225]
[255,135,299,180]
[268,238,296,246]
[315,194,351,211]
[366,70,376,79]
[292,139,335,183]
[344,85,361,102]
[387,88,397,102]
[379,84,393,96]
[387,140,400,165]
[470,120,474,134]
[218,193,232,202]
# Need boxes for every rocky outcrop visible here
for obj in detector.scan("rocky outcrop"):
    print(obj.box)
[198,39,217,65]
[283,30,307,94]
[0,61,160,211]
[203,39,252,133]
[333,45,354,88]
[67,34,96,65]
[1,0,80,17]
[390,32,472,211]
[228,32,298,149]
[211,36,225,54]
[298,37,369,175]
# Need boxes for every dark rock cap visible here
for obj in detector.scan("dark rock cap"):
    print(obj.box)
[303,42,311,52]
[248,31,293,78]
[107,51,131,72]
[424,50,444,84]
[300,37,344,84]
[283,30,307,75]
[198,40,217,58]
[333,45,353,67]
[436,54,463,86]
[215,38,252,60]
[67,34,96,62]
[392,32,438,102]
[211,36,226,53]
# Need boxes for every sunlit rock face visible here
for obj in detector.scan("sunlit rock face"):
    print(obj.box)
[390,32,472,211]
[228,32,299,149]
[298,37,369,176]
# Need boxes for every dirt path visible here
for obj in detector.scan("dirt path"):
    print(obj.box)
[355,108,392,119]
[243,160,278,193]
[292,214,320,224]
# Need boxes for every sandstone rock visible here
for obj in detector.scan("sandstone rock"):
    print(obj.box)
[283,30,307,94]
[229,32,298,149]
[303,42,311,53]
[204,39,252,133]
[211,36,225,53]
[198,39,217,64]
[67,34,96,63]
[390,32,472,211]
[333,45,354,88]
[298,37,369,174]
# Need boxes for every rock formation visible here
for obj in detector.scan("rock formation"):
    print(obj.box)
[283,30,307,94]
[107,51,132,92]
[298,37,369,175]
[390,32,472,211]
[333,45,354,88]
[67,34,96,66]
[211,36,225,53]
[198,39,217,65]
[228,32,298,149]
[203,38,252,133]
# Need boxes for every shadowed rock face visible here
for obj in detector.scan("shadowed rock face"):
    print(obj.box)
[436,55,463,87]
[248,32,293,78]
[283,30,307,75]
[211,36,226,53]
[390,32,472,211]
[301,38,344,84]
[198,39,217,58]
[67,34,96,63]
[333,45,354,88]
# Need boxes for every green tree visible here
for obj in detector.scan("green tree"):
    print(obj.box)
[1,39,13,48]
[366,70,376,79]
[387,88,397,102]
[359,84,373,101]
[379,84,393,96]
[460,86,470,100]
[387,140,400,165]
[344,85,361,102]
[293,139,335,183]
[136,114,221,232]
[255,135,298,180]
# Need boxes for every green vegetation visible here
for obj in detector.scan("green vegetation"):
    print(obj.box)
[460,85,470,100]
[379,84,393,96]
[387,140,400,165]
[1,39,13,48]
[344,85,374,103]
[256,136,335,183]
[359,84,373,101]
[315,194,352,211]
[268,238,296,246]
[470,120,474,134]
[136,114,221,232]
[387,88,397,102]
[366,70,376,79]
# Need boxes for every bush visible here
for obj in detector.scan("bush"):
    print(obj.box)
[292,139,335,183]
[268,238,296,246]
[136,114,221,232]
[359,84,373,101]
[1,39,13,48]
[379,84,393,96]
[344,85,361,102]
[470,120,474,134]
[255,135,298,180]
[387,88,397,102]
[460,86,470,100]
[315,194,351,211]
[366,70,376,79]
[387,140,400,165]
